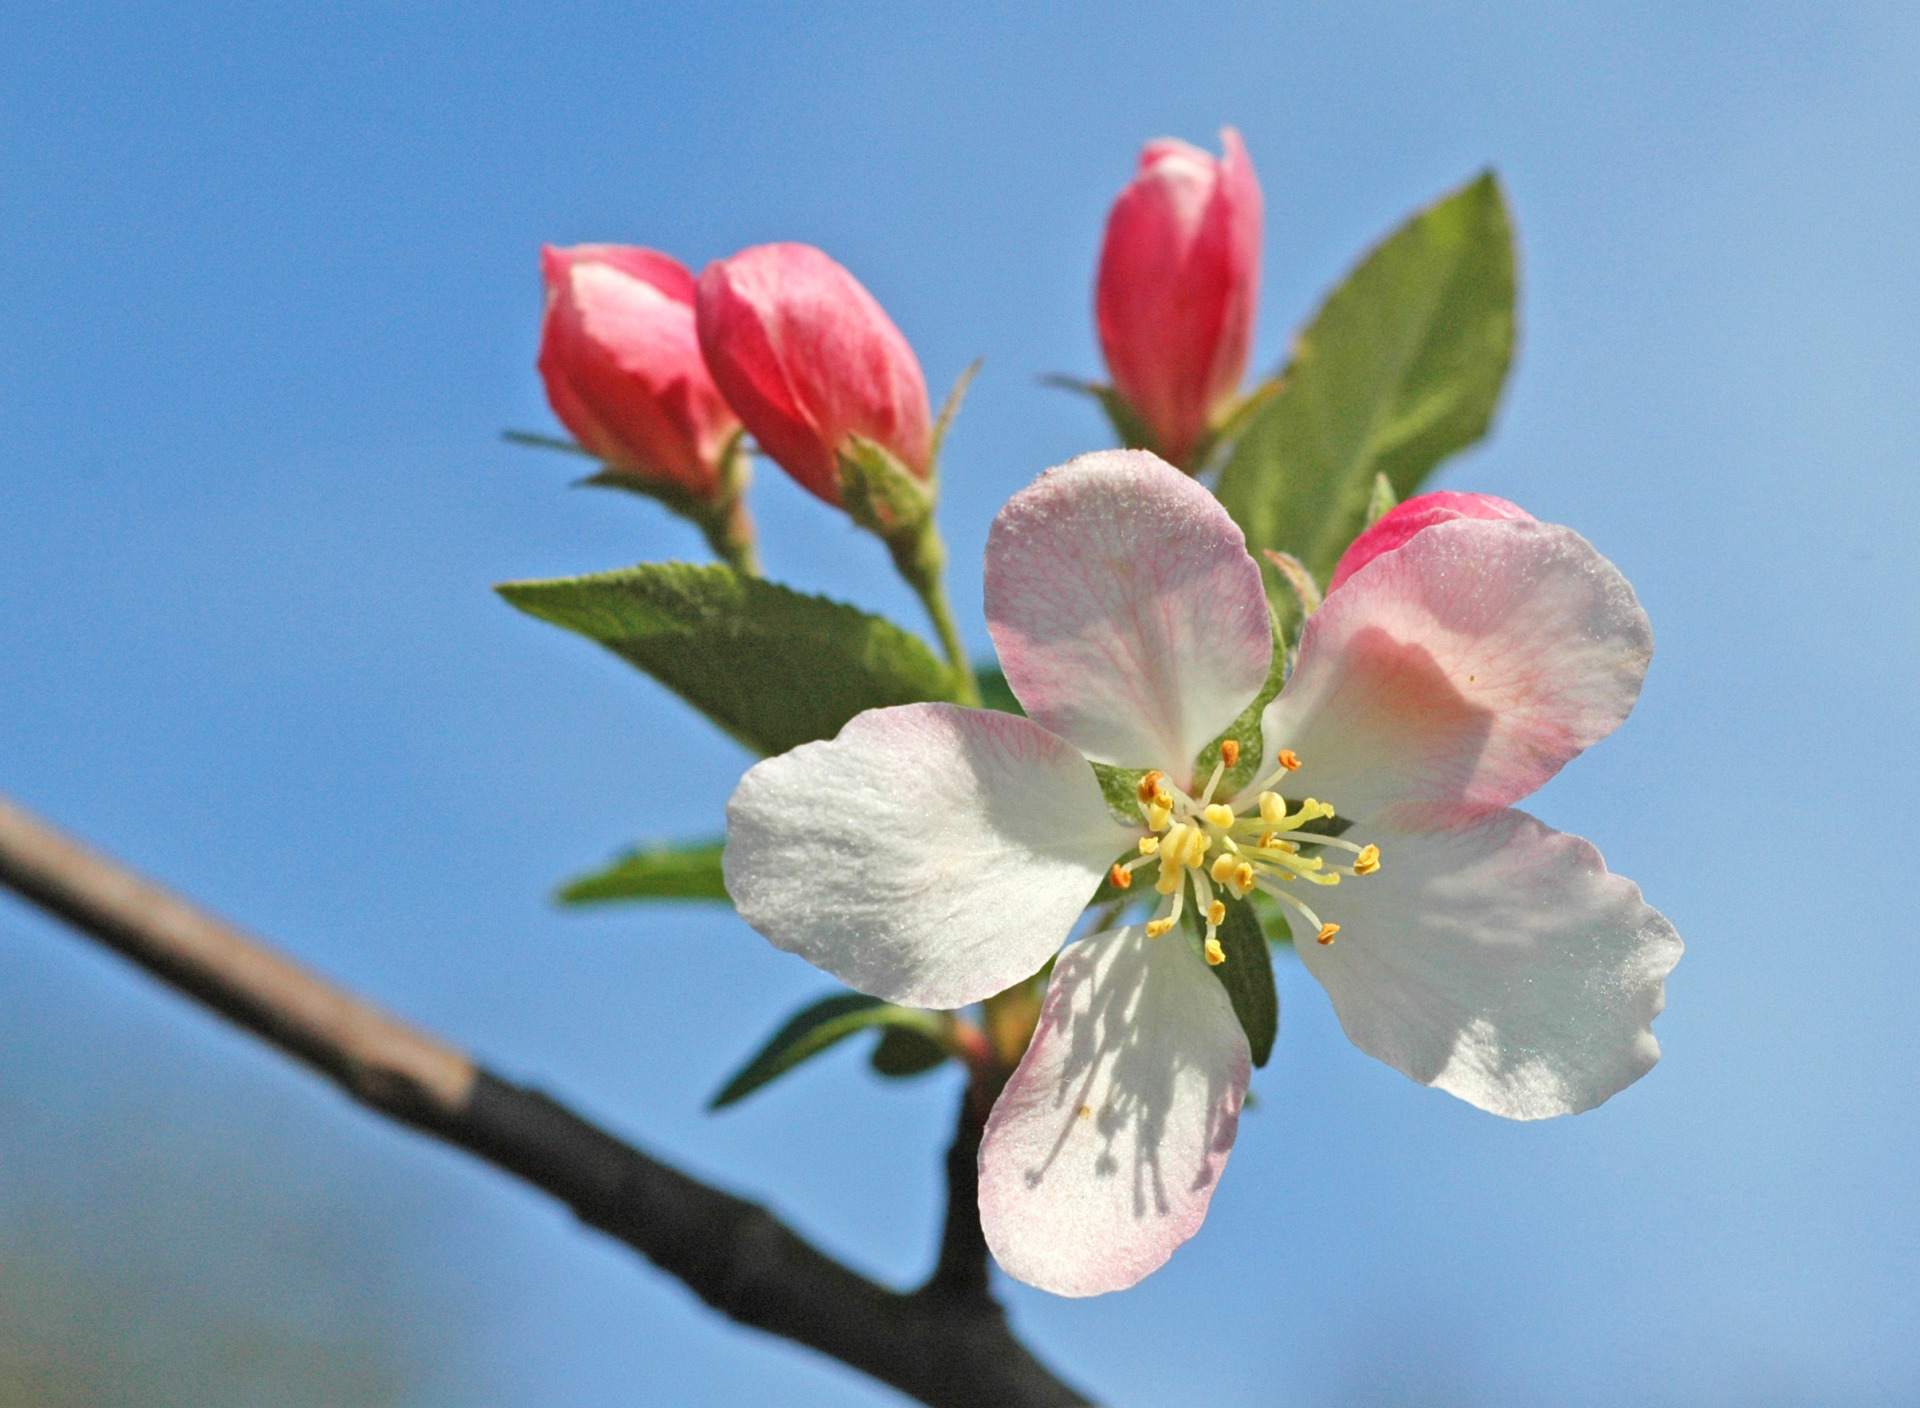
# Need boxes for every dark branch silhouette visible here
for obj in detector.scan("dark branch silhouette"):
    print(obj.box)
[0,793,1092,1408]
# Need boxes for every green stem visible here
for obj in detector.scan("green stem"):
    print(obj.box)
[890,520,979,706]
[694,436,760,577]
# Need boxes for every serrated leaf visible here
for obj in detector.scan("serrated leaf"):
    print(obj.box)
[869,1026,950,1077]
[1216,172,1517,614]
[709,993,952,1109]
[556,839,728,905]
[497,563,965,756]
[1207,895,1278,1067]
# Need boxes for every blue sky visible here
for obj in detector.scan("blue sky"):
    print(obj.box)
[2,2,1917,1403]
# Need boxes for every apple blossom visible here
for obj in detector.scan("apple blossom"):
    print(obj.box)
[1329,489,1533,592]
[723,448,1679,1297]
[1096,130,1262,468]
[696,242,932,507]
[538,244,742,500]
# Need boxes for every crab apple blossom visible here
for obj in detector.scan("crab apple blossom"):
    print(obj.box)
[723,448,1680,1297]
[696,242,933,506]
[1096,129,1262,467]
[537,244,742,499]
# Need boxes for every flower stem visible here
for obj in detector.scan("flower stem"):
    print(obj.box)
[891,521,980,706]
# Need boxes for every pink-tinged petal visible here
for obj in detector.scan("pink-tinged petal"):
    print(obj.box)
[979,924,1250,1296]
[1260,517,1651,817]
[1328,491,1534,594]
[723,704,1132,1010]
[986,450,1271,783]
[1300,802,1681,1119]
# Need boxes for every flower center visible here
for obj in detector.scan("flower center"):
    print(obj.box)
[1104,739,1381,965]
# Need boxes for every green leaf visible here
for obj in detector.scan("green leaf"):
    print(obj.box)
[1216,171,1517,610]
[709,993,952,1109]
[869,1026,950,1078]
[973,663,1025,716]
[1206,895,1278,1067]
[497,563,966,756]
[556,839,728,905]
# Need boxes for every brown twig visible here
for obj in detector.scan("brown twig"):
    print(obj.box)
[0,793,1092,1408]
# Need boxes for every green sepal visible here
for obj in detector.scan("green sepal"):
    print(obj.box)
[496,563,964,757]
[709,993,954,1109]
[1216,171,1518,620]
[1365,470,1399,527]
[556,839,728,905]
[837,435,936,540]
[930,360,981,463]
[1203,894,1279,1067]
[1042,376,1160,455]
[869,1026,950,1078]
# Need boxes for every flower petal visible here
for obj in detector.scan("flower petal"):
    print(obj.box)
[979,924,1251,1297]
[1260,516,1652,817]
[1299,802,1682,1119]
[985,449,1272,782]
[723,704,1132,1009]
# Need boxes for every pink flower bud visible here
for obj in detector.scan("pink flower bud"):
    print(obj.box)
[1095,129,1263,467]
[1329,491,1535,593]
[538,244,741,500]
[696,243,932,506]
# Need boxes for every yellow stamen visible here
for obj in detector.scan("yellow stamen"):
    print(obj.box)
[1136,771,1166,806]
[1202,803,1236,829]
[1147,801,1172,831]
[1220,739,1240,768]
[1146,917,1174,939]
[1315,923,1339,946]
[1233,862,1255,893]
[1137,834,1160,856]
[1204,937,1226,965]
[1210,853,1239,884]
[1353,844,1380,876]
[1278,749,1301,771]
[1109,863,1132,890]
[1207,900,1225,926]
[1258,792,1286,824]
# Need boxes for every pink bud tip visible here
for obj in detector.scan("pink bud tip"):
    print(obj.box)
[1095,128,1263,467]
[1328,491,1535,593]
[695,243,932,507]
[536,244,740,499]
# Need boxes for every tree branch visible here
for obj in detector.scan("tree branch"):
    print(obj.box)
[0,793,1091,1408]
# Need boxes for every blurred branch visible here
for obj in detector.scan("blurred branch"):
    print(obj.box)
[0,793,1092,1408]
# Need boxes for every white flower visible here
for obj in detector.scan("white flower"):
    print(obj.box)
[724,449,1681,1296]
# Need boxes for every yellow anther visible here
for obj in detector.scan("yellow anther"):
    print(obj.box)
[1278,749,1302,771]
[1183,829,1212,866]
[1147,801,1172,831]
[1353,844,1381,876]
[1137,834,1160,856]
[1233,862,1255,893]
[1203,803,1236,829]
[1258,792,1286,824]
[1077,1104,1092,1121]
[1204,937,1226,965]
[1315,923,1340,946]
[1109,862,1133,890]
[1257,830,1278,849]
[1146,917,1175,939]
[1136,771,1166,806]
[1220,739,1240,768]
[1207,900,1226,926]
[1210,853,1239,884]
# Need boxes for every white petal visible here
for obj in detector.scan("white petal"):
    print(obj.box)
[1260,517,1651,818]
[985,449,1272,782]
[979,925,1251,1296]
[723,704,1132,1009]
[1298,803,1682,1119]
